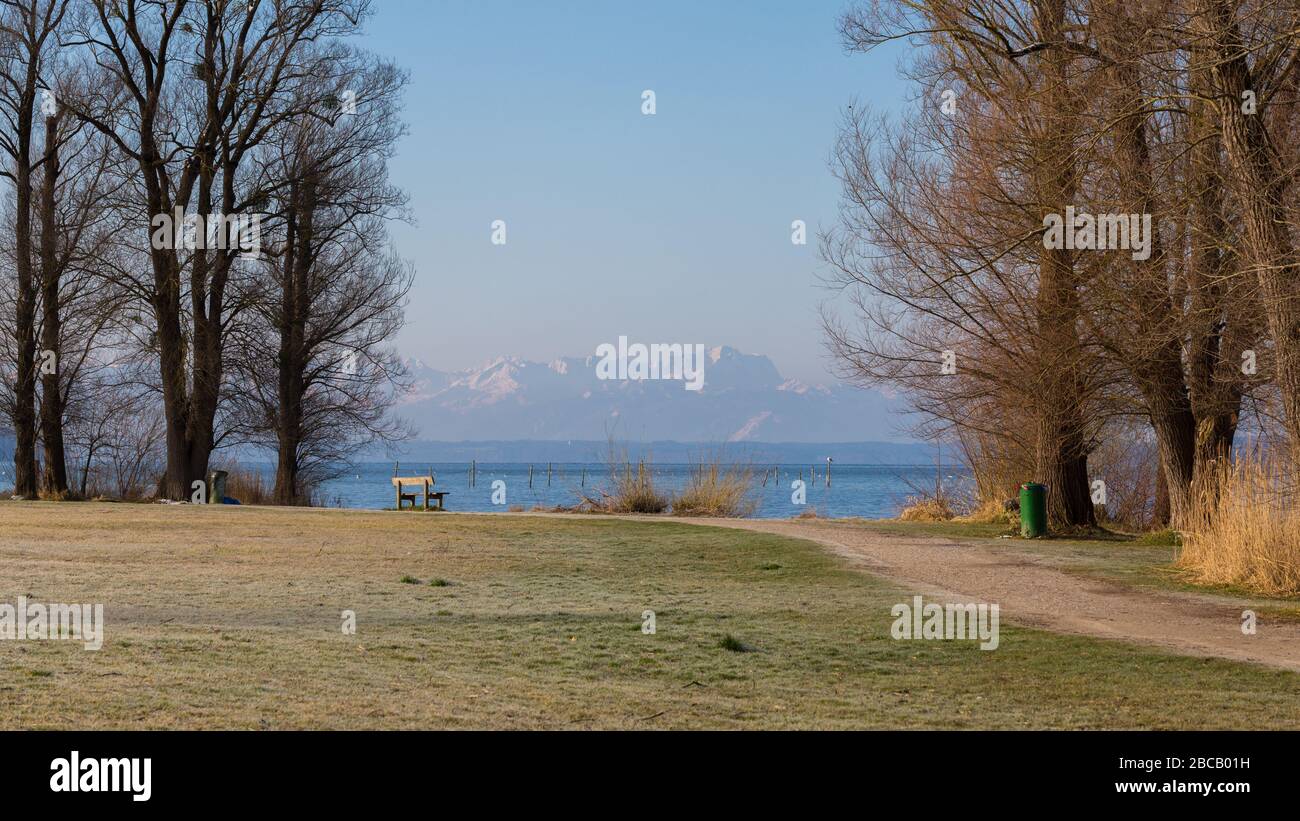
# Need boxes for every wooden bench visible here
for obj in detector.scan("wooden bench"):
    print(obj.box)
[392,476,448,511]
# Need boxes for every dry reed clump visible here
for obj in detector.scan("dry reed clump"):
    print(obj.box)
[222,467,273,505]
[956,427,1030,515]
[898,495,955,522]
[579,458,670,514]
[671,460,757,518]
[957,499,1015,525]
[1178,456,1300,596]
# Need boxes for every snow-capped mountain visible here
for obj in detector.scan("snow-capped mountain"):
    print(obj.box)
[396,346,910,443]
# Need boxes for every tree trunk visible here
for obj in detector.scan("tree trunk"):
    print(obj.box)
[1098,16,1200,529]
[1196,0,1300,461]
[273,176,316,505]
[143,151,208,501]
[1150,404,1197,527]
[38,113,68,497]
[1152,451,1170,527]
[1033,0,1095,527]
[1184,30,1242,520]
[10,64,38,498]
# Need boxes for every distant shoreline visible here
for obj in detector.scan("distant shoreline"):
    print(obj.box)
[351,439,946,466]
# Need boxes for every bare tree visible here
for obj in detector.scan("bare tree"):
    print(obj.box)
[825,0,1292,528]
[65,0,371,499]
[826,0,1103,526]
[228,54,412,503]
[0,0,70,497]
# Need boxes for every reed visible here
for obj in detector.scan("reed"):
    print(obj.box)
[1178,454,1300,596]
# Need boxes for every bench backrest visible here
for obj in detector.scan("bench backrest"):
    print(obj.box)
[391,476,434,488]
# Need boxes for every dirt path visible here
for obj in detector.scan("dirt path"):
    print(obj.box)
[676,517,1300,672]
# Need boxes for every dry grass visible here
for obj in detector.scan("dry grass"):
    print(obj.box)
[956,499,1015,526]
[671,460,757,518]
[580,458,669,514]
[1,502,1297,729]
[957,427,1030,513]
[898,495,955,522]
[221,466,274,506]
[1179,457,1300,596]
[606,461,669,513]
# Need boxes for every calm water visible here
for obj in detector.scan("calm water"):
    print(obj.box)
[299,462,972,519]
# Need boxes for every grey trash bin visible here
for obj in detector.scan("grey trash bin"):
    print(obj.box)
[207,470,229,504]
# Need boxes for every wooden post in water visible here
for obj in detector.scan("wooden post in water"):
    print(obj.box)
[936,441,942,498]
[529,465,534,488]
[548,463,552,486]
[581,467,586,487]
[826,457,832,487]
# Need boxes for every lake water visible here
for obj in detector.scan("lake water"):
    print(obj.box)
[305,462,972,519]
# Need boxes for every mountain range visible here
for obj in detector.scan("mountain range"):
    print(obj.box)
[395,346,914,444]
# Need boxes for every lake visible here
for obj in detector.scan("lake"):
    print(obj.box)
[307,462,972,518]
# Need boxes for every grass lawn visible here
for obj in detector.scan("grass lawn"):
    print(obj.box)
[1,502,1297,729]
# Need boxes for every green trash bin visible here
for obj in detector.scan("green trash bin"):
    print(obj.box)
[1019,482,1046,538]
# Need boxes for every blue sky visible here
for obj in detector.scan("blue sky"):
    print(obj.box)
[363,0,907,383]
